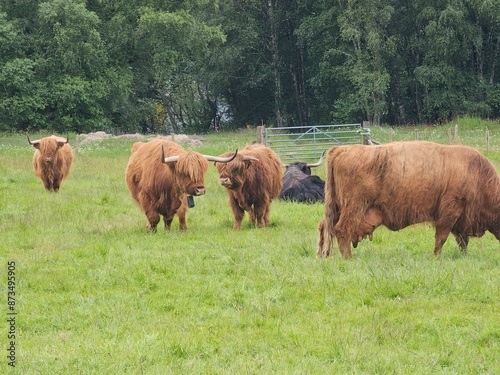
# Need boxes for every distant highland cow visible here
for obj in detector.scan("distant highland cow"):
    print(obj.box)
[28,135,74,192]
[318,141,500,258]
[125,139,236,231]
[215,144,283,229]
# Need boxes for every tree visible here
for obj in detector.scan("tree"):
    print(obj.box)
[135,6,225,132]
[334,0,395,125]
[34,0,111,132]
[0,12,47,130]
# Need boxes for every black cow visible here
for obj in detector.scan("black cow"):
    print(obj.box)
[279,155,325,203]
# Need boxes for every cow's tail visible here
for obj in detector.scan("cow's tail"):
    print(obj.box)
[317,148,340,257]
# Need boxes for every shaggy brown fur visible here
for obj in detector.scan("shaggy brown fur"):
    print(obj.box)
[318,141,500,258]
[215,144,283,229]
[31,135,73,192]
[125,139,209,231]
[131,142,145,153]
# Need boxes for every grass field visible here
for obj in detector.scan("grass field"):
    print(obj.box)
[1,120,499,374]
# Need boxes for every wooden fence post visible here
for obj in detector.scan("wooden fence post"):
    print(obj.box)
[454,124,459,142]
[75,134,80,154]
[362,121,370,145]
[257,125,264,144]
[486,129,490,152]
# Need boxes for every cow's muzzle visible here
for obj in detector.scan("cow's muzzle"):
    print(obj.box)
[191,187,205,196]
[220,177,232,188]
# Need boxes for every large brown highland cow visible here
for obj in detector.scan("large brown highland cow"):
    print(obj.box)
[215,144,283,229]
[318,141,500,258]
[28,135,74,192]
[125,139,236,231]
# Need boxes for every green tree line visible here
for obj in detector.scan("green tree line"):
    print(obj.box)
[1,0,499,133]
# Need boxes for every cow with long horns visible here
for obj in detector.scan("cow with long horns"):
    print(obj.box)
[279,154,325,203]
[318,141,500,258]
[28,135,74,192]
[214,144,283,229]
[125,138,236,231]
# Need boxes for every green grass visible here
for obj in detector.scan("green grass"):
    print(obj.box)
[1,122,499,374]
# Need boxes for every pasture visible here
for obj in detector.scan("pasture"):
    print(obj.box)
[1,120,499,374]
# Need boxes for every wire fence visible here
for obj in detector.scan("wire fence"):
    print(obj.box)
[370,125,499,153]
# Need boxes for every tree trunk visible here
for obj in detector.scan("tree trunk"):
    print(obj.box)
[268,0,283,127]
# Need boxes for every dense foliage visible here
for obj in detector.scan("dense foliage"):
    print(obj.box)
[1,0,499,133]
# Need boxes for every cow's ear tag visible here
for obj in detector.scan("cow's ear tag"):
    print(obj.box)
[187,195,195,208]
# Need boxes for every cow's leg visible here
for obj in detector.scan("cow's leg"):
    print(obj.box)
[433,203,462,255]
[253,203,268,227]
[230,197,245,230]
[138,192,160,232]
[333,215,354,258]
[262,203,271,226]
[452,230,469,252]
[162,215,174,230]
[333,223,353,258]
[434,221,458,255]
[317,218,334,257]
[433,227,451,255]
[336,235,353,258]
[249,208,256,225]
[145,211,160,232]
[42,176,52,191]
[52,179,60,192]
[176,202,188,231]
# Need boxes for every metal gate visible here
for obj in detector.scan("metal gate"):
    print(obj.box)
[263,123,364,164]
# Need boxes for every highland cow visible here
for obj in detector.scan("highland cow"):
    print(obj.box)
[125,139,236,231]
[28,135,74,192]
[318,141,500,258]
[215,144,283,229]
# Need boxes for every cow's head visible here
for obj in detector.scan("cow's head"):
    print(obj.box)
[214,154,259,189]
[162,147,237,196]
[285,162,312,175]
[283,152,325,174]
[28,135,68,164]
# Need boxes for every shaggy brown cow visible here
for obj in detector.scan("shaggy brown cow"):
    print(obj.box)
[28,135,74,192]
[125,138,236,231]
[215,144,283,229]
[318,141,500,258]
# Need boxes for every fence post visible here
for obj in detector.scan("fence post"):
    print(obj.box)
[415,129,419,140]
[486,129,490,152]
[454,124,459,142]
[257,125,264,144]
[75,134,80,154]
[362,121,370,145]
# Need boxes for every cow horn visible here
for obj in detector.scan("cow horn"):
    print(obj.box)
[55,135,69,144]
[203,149,238,163]
[242,155,259,162]
[27,134,40,146]
[306,151,326,167]
[161,145,180,164]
